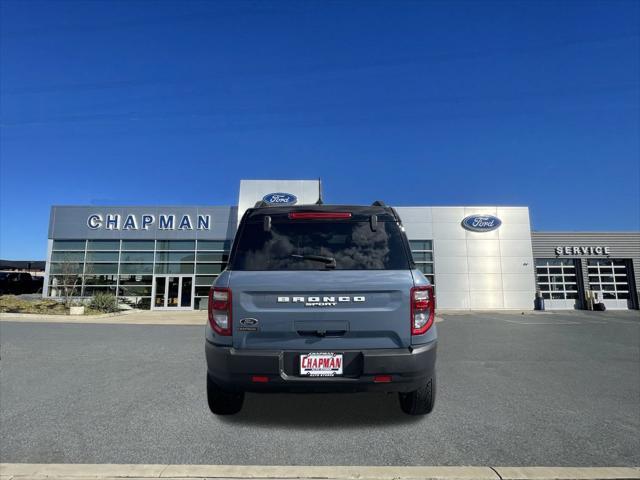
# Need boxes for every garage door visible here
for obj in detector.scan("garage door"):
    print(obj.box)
[536,258,580,310]
[587,259,632,310]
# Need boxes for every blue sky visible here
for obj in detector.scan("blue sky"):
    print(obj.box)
[1,0,638,260]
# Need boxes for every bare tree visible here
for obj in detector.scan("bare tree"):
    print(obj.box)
[51,254,83,308]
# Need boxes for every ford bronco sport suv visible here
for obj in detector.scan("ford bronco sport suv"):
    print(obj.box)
[205,202,437,415]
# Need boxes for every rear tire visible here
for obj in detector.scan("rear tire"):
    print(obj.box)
[399,376,435,415]
[207,375,244,415]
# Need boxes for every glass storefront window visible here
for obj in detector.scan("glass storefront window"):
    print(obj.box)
[120,297,152,309]
[196,263,224,275]
[49,275,82,286]
[197,240,230,250]
[155,252,195,262]
[50,262,83,274]
[196,252,228,262]
[416,263,434,274]
[121,240,155,250]
[118,285,153,296]
[51,251,85,262]
[120,252,154,263]
[48,237,232,307]
[409,239,435,286]
[195,286,211,296]
[87,240,120,250]
[412,252,433,262]
[84,275,118,285]
[52,240,86,250]
[86,252,119,262]
[119,275,153,285]
[156,240,195,250]
[84,263,118,274]
[409,240,432,251]
[84,286,117,296]
[119,263,154,274]
[155,263,195,274]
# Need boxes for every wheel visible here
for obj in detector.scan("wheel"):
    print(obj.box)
[399,376,435,415]
[207,375,244,415]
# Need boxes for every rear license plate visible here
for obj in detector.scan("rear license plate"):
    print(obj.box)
[299,352,343,377]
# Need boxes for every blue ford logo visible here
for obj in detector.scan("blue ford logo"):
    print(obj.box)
[461,214,502,232]
[263,192,297,205]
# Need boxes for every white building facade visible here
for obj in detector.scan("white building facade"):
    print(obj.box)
[43,179,638,311]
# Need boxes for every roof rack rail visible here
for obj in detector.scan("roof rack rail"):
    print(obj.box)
[371,200,386,207]
[254,201,269,208]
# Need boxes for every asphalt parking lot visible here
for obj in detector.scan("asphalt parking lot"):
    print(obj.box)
[1,311,638,467]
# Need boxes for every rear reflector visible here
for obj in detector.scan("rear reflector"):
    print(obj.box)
[374,375,392,383]
[288,212,352,220]
[251,376,269,383]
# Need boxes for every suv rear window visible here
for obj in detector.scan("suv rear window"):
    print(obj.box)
[230,220,411,271]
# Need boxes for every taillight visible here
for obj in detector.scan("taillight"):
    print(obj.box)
[208,287,232,336]
[288,212,352,220]
[411,285,435,335]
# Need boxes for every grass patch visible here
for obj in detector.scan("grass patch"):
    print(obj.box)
[0,295,69,314]
[0,295,109,315]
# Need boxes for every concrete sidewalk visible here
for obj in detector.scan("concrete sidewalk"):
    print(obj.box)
[1,464,639,480]
[0,310,207,325]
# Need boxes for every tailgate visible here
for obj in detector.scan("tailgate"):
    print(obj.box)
[228,270,413,350]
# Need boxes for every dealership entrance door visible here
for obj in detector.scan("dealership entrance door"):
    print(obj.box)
[153,275,194,310]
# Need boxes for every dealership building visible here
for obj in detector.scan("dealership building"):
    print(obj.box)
[44,179,640,311]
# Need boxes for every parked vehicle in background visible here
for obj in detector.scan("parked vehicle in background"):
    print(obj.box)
[205,202,437,416]
[0,272,42,295]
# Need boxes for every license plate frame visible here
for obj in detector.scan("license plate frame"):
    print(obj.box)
[299,352,344,377]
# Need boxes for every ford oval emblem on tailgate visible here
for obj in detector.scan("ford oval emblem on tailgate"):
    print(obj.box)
[461,214,502,232]
[238,318,259,332]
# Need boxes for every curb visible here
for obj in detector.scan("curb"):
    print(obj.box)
[0,311,205,326]
[0,311,133,320]
[1,464,639,480]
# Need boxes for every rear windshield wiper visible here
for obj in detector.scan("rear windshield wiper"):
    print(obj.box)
[290,254,336,269]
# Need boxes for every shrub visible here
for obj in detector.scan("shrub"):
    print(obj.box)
[89,293,119,313]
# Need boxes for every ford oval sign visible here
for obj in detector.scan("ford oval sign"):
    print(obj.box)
[263,192,297,205]
[461,214,502,232]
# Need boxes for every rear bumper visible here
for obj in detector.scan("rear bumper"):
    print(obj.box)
[205,340,437,393]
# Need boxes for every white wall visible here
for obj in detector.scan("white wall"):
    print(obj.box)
[237,179,321,224]
[396,206,536,310]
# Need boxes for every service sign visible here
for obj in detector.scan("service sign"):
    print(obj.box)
[461,214,502,232]
[555,246,611,256]
[262,192,297,205]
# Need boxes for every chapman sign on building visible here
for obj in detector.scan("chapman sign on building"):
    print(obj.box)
[86,213,212,231]
[44,179,640,312]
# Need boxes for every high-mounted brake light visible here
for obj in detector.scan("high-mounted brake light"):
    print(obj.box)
[411,285,435,335]
[208,287,232,336]
[288,212,352,220]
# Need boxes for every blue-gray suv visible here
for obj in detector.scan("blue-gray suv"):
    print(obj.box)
[205,202,437,415]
